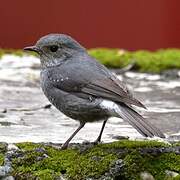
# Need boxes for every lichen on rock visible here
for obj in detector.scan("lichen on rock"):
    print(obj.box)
[0,140,179,180]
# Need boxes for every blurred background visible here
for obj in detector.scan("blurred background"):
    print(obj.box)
[0,0,180,50]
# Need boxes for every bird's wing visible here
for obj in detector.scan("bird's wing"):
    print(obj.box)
[47,65,146,109]
[80,74,146,108]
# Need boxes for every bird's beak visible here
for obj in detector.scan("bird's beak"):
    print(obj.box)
[23,46,40,54]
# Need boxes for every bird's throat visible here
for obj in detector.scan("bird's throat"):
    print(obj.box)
[40,56,67,68]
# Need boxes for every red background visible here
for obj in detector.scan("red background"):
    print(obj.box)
[0,0,180,50]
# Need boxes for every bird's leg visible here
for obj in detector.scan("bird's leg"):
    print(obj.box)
[94,119,107,144]
[61,122,85,150]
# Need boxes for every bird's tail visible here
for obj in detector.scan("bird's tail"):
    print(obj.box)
[117,104,165,138]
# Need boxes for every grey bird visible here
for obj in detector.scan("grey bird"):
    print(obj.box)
[24,34,165,149]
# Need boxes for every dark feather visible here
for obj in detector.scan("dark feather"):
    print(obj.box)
[118,104,165,138]
[81,77,146,109]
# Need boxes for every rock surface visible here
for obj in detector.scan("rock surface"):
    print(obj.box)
[0,141,179,180]
[0,55,180,143]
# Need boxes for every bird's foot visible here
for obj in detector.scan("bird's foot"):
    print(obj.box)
[93,138,102,145]
[61,143,69,150]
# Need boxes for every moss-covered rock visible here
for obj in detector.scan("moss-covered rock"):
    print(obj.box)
[0,143,7,166]
[89,48,180,73]
[0,153,4,166]
[0,140,176,180]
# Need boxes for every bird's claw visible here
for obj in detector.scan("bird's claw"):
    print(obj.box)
[93,139,101,145]
[61,143,68,150]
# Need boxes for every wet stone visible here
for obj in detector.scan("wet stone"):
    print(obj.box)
[0,114,6,118]
[140,172,155,180]
[111,135,129,140]
[165,170,179,178]
[109,159,124,177]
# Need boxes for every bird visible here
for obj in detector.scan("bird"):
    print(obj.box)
[24,34,165,149]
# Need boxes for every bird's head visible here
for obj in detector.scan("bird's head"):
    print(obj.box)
[24,34,86,67]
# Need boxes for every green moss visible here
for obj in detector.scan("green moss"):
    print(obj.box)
[0,143,7,154]
[0,153,4,166]
[0,48,36,59]
[0,143,7,165]
[88,48,180,73]
[174,175,180,180]
[16,142,43,151]
[98,139,169,149]
[10,140,180,179]
[0,49,24,58]
[13,142,117,179]
[122,151,180,180]
[88,48,131,68]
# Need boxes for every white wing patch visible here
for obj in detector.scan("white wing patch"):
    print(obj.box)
[100,100,121,117]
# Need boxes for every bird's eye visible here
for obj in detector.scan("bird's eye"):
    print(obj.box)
[50,45,59,52]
